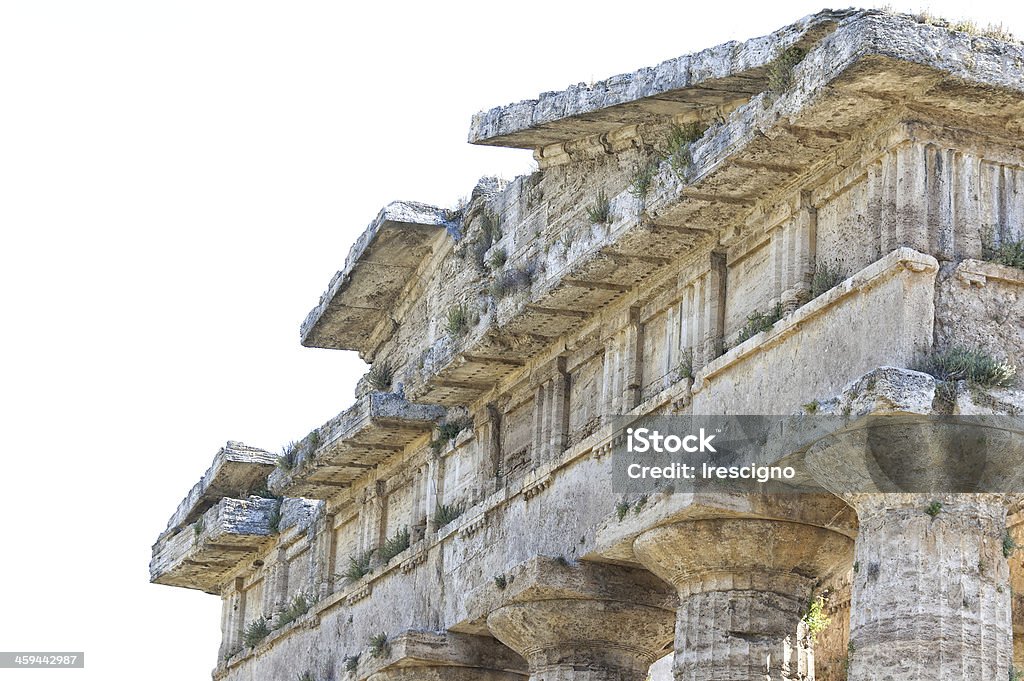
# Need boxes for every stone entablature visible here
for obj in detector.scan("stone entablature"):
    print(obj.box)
[151,8,1024,681]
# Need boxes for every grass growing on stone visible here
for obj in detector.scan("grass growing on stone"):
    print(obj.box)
[269,498,283,533]
[487,247,508,270]
[628,161,659,199]
[469,210,503,270]
[430,417,473,454]
[343,654,359,673]
[489,265,533,299]
[982,237,1024,270]
[766,46,807,93]
[663,121,706,178]
[676,349,694,381]
[276,593,311,628]
[277,441,298,471]
[585,188,612,224]
[378,526,410,564]
[445,304,470,337]
[433,503,465,528]
[925,501,943,517]
[243,618,271,648]
[340,550,374,582]
[366,360,395,391]
[368,633,389,658]
[811,260,846,299]
[915,347,1017,389]
[1004,533,1018,559]
[737,303,785,344]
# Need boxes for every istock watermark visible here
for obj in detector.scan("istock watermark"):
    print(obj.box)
[611,414,1024,495]
[625,427,718,453]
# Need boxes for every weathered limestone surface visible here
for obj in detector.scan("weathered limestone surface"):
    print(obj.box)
[151,8,1024,681]
[162,441,278,535]
[807,420,1024,680]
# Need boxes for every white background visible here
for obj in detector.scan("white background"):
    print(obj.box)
[1,1,1021,679]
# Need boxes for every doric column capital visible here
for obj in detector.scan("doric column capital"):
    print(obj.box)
[482,558,674,681]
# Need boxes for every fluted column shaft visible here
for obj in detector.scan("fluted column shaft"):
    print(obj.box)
[844,494,1011,680]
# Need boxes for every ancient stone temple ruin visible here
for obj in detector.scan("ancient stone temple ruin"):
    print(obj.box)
[151,9,1024,681]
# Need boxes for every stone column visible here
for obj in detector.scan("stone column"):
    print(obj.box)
[485,559,675,681]
[548,360,568,460]
[806,419,1024,680]
[263,546,289,624]
[633,519,852,681]
[313,510,336,600]
[1010,522,1024,675]
[426,451,444,534]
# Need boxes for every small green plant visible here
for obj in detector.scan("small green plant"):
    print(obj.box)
[276,593,311,628]
[736,303,785,344]
[633,495,648,514]
[369,632,389,659]
[628,161,659,199]
[983,234,1024,270]
[847,641,856,656]
[430,417,473,453]
[343,654,359,673]
[480,210,502,242]
[585,188,612,224]
[297,672,314,681]
[243,618,271,648]
[1010,664,1024,681]
[925,501,943,518]
[802,400,820,414]
[378,526,411,564]
[853,561,860,573]
[914,347,1017,390]
[193,517,205,538]
[489,266,533,299]
[663,121,706,178]
[340,550,374,582]
[615,500,631,521]
[445,304,470,337]
[676,349,694,381]
[433,502,465,528]
[811,260,845,299]
[366,360,395,391]
[494,574,509,590]
[269,498,284,534]
[470,210,503,269]
[277,441,298,471]
[1004,533,1018,559]
[487,247,508,270]
[766,45,807,93]
[802,595,831,640]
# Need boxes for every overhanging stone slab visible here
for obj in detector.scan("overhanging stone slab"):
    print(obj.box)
[469,9,852,148]
[301,201,449,355]
[269,392,445,498]
[150,496,278,594]
[161,441,277,538]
